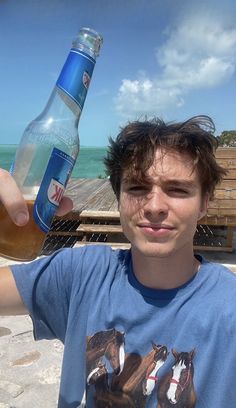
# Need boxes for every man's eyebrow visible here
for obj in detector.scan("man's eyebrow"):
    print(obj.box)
[122,176,151,185]
[164,179,197,188]
[122,177,198,188]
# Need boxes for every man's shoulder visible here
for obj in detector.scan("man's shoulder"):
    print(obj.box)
[201,259,236,308]
[70,245,131,275]
[202,259,236,285]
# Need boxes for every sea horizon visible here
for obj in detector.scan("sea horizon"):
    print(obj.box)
[0,144,108,179]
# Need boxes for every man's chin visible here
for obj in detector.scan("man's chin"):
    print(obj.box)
[131,242,177,259]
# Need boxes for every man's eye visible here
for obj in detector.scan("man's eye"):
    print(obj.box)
[128,185,148,193]
[168,187,189,195]
[129,186,143,190]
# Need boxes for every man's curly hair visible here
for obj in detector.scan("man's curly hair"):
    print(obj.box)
[104,115,226,200]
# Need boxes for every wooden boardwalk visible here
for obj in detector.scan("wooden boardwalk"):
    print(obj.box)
[64,178,118,214]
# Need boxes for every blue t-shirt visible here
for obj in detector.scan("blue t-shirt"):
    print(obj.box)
[11,246,236,408]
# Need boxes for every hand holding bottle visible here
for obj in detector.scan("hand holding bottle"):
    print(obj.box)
[0,168,73,226]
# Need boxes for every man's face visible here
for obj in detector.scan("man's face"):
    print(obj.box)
[119,148,208,258]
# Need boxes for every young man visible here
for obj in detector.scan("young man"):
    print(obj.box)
[0,115,235,408]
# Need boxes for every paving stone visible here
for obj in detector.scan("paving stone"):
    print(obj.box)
[11,350,41,367]
[0,327,11,337]
[0,380,24,398]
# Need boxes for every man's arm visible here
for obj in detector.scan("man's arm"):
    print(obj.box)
[0,266,28,315]
[0,169,73,315]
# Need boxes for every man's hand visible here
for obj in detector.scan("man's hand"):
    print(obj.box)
[0,169,73,225]
[55,196,74,217]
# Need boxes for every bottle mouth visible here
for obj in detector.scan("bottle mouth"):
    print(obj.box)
[73,27,103,57]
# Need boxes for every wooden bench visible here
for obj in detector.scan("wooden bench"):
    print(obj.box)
[47,147,236,252]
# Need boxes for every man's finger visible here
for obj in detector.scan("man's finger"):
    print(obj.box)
[0,169,29,226]
[56,196,74,217]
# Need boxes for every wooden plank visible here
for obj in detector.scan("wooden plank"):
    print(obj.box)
[217,180,236,189]
[208,199,236,209]
[48,230,82,237]
[193,245,233,252]
[79,183,110,211]
[214,189,236,199]
[198,215,236,226]
[216,159,236,170]
[83,182,116,211]
[65,178,108,212]
[65,178,93,201]
[78,180,114,212]
[77,223,123,233]
[215,148,236,159]
[65,178,88,192]
[207,208,236,216]
[79,210,120,220]
[221,169,236,178]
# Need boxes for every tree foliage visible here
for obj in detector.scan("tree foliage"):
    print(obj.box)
[217,131,236,147]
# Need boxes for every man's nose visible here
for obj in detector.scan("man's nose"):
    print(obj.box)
[143,188,168,217]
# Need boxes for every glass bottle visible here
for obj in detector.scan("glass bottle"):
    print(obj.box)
[0,27,103,261]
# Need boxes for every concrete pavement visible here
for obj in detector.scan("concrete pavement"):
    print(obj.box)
[0,314,63,407]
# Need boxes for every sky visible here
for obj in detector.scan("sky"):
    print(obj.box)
[0,0,236,147]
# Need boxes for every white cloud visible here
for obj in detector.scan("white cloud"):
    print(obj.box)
[115,13,236,118]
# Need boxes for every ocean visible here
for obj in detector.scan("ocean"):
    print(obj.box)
[0,144,107,179]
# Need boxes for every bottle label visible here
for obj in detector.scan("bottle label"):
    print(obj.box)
[56,49,95,111]
[33,147,75,232]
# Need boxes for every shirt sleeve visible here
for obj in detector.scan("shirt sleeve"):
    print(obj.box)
[10,248,76,343]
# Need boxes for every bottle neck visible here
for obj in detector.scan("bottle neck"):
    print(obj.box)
[56,48,96,116]
[72,27,103,59]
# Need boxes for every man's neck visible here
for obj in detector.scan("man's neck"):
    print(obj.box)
[131,246,200,290]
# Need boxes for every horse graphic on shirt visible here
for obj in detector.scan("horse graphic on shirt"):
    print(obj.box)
[86,328,125,377]
[87,360,135,407]
[79,328,125,407]
[157,349,196,408]
[110,343,168,407]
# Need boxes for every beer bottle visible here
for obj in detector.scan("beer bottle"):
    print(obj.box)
[0,27,103,261]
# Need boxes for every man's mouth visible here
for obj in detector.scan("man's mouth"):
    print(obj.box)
[138,223,175,237]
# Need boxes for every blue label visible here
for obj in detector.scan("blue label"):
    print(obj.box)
[56,49,95,111]
[34,147,75,232]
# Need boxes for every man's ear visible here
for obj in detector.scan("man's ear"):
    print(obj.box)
[198,193,209,221]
